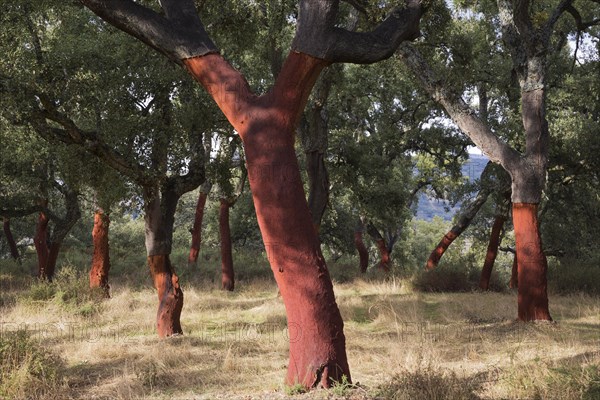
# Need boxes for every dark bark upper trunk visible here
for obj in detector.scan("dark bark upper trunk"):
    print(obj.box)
[354,220,369,273]
[188,184,210,266]
[3,218,20,261]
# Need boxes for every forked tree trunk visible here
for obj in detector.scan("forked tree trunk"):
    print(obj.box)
[90,209,111,296]
[219,199,234,291]
[145,193,184,338]
[42,186,81,281]
[512,203,551,321]
[188,187,209,266]
[185,52,350,387]
[3,218,20,261]
[509,253,518,288]
[479,215,506,290]
[354,221,369,273]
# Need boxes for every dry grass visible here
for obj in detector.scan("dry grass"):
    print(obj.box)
[0,269,598,399]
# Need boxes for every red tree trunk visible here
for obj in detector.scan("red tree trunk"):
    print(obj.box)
[144,191,184,338]
[188,191,208,265]
[375,238,391,272]
[512,203,551,321]
[3,218,20,260]
[90,210,111,296]
[34,206,50,279]
[148,254,183,337]
[354,231,369,274]
[509,253,518,289]
[479,215,506,290]
[185,52,350,387]
[426,231,458,270]
[219,199,234,291]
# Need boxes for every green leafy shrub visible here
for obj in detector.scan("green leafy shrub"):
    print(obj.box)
[25,265,105,317]
[548,258,600,296]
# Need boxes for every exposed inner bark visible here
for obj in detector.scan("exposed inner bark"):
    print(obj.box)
[184,52,350,387]
[3,218,20,261]
[426,177,492,270]
[219,199,234,291]
[479,215,506,290]
[426,231,458,271]
[90,210,111,296]
[188,190,208,265]
[144,191,185,337]
[366,223,390,272]
[512,203,552,321]
[354,221,369,273]
[148,254,183,337]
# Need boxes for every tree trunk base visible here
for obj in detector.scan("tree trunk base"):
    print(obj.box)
[513,203,551,321]
[148,255,184,337]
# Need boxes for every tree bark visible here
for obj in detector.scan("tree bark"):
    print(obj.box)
[479,215,506,290]
[305,150,329,231]
[509,252,518,289]
[185,52,350,387]
[366,223,390,272]
[513,203,552,321]
[354,221,369,273]
[45,241,61,280]
[188,188,209,266]
[426,181,492,270]
[148,254,183,337]
[3,218,20,261]
[34,200,50,279]
[90,209,111,296]
[219,199,234,291]
[299,66,338,230]
[144,191,184,338]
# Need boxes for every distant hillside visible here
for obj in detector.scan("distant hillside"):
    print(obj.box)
[415,154,489,221]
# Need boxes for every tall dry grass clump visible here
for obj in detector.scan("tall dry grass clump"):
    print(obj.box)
[0,330,66,399]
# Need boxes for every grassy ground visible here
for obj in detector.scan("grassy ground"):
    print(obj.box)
[0,255,599,399]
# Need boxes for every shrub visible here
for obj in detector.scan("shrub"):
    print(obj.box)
[0,330,65,399]
[547,258,600,296]
[376,365,481,400]
[412,265,473,293]
[25,265,105,317]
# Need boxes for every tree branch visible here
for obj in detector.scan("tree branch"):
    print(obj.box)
[30,100,155,187]
[398,43,521,169]
[79,0,217,64]
[292,0,423,64]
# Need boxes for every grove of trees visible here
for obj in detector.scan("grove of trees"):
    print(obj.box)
[1,0,598,391]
